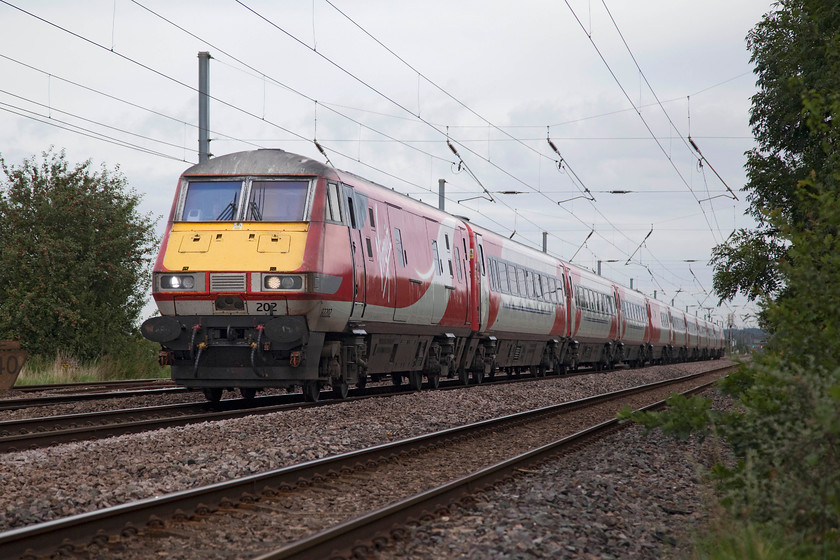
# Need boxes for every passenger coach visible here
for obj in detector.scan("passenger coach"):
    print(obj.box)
[141,149,724,401]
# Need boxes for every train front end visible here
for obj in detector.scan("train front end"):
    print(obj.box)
[141,150,350,401]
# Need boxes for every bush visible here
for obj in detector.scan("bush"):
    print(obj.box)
[0,149,158,361]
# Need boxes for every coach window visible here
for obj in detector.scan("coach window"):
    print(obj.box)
[346,197,357,229]
[455,247,463,281]
[326,182,343,222]
[394,228,406,267]
[512,267,522,296]
[498,262,509,293]
[182,181,243,221]
[246,180,308,221]
[432,241,443,275]
[523,270,533,298]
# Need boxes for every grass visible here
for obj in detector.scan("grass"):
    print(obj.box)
[15,341,170,386]
[693,520,802,560]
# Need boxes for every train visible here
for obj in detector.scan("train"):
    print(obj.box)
[140,148,725,402]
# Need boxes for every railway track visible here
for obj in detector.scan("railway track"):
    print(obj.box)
[2,364,604,412]
[0,367,600,451]
[13,378,175,394]
[0,386,188,412]
[0,365,730,559]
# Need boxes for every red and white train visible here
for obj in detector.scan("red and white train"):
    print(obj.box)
[141,149,725,401]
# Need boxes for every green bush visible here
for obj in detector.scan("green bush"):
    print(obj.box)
[0,149,158,361]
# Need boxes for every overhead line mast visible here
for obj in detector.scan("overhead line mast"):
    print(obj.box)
[198,51,211,162]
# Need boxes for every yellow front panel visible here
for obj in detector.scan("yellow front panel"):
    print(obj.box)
[163,222,308,272]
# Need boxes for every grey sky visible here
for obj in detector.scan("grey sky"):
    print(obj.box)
[0,0,774,326]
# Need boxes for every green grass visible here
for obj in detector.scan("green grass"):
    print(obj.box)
[694,520,814,560]
[15,339,170,385]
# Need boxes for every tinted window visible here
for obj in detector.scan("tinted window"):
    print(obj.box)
[247,180,308,221]
[181,181,242,221]
[326,182,343,222]
[394,228,406,267]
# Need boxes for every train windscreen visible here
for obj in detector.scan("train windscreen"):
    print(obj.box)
[181,181,242,221]
[245,180,308,221]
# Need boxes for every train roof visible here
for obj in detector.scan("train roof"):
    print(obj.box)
[181,149,334,178]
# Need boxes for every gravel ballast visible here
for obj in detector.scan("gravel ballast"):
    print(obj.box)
[0,361,736,558]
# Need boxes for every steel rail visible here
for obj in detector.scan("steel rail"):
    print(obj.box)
[0,366,731,559]
[257,377,719,560]
[0,387,188,411]
[13,378,174,393]
[0,365,603,450]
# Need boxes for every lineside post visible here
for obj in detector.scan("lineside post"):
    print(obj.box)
[198,51,211,162]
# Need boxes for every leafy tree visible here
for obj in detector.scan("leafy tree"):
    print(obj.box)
[710,0,840,305]
[626,3,840,554]
[0,148,159,361]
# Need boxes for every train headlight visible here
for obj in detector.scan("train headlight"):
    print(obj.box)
[262,274,303,291]
[158,274,199,291]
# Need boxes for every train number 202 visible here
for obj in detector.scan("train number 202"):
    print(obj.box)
[255,302,278,314]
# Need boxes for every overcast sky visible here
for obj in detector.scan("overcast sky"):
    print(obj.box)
[0,0,774,327]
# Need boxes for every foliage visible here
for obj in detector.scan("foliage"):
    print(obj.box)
[0,149,159,363]
[632,141,840,557]
[617,393,717,441]
[694,521,799,560]
[710,362,840,553]
[623,3,840,555]
[710,0,840,303]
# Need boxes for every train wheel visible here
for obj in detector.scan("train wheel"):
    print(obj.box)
[537,365,547,377]
[203,388,223,403]
[239,387,257,400]
[472,368,484,385]
[458,368,470,385]
[391,372,403,387]
[302,381,320,402]
[332,380,349,400]
[408,370,423,391]
[428,373,440,389]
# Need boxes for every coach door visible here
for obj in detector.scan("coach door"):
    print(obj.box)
[344,185,367,318]
[456,227,471,327]
[474,234,489,331]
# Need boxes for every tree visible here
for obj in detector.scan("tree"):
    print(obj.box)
[0,148,159,360]
[627,4,840,553]
[710,0,840,307]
